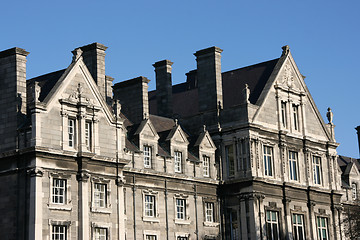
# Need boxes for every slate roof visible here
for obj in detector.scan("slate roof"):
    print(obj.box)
[149,58,279,117]
[27,69,66,101]
[337,155,360,174]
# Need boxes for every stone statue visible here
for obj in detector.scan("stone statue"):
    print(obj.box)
[243,84,250,103]
[326,107,333,124]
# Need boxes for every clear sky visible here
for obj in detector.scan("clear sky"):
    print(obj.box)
[1,0,359,158]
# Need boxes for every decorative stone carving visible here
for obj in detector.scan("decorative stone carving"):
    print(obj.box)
[27,167,44,177]
[71,48,83,62]
[326,107,333,124]
[283,64,294,88]
[243,84,250,103]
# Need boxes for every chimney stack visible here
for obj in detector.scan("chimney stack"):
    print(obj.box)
[194,46,223,112]
[0,47,29,152]
[79,42,108,100]
[113,76,150,124]
[153,60,173,118]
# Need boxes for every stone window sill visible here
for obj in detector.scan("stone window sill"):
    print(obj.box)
[142,216,160,223]
[91,207,112,214]
[203,221,220,227]
[175,219,191,225]
[48,204,72,211]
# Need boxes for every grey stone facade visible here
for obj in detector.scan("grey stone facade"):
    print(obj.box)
[0,42,358,240]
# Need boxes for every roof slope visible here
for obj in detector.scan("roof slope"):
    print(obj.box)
[149,58,279,117]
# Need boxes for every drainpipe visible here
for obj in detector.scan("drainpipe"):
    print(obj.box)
[194,184,199,240]
[165,180,169,240]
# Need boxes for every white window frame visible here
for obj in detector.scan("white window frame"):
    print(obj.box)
[144,194,156,217]
[266,210,280,240]
[281,101,287,128]
[292,104,299,131]
[292,213,305,240]
[52,225,67,240]
[174,151,182,173]
[68,118,75,148]
[52,178,67,204]
[94,227,107,240]
[205,202,214,223]
[93,183,107,208]
[176,198,186,220]
[352,183,357,200]
[317,216,329,240]
[313,156,322,185]
[263,146,273,177]
[144,145,152,168]
[289,151,298,181]
[85,121,92,151]
[203,155,210,177]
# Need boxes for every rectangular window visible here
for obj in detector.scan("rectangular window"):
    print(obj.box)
[266,210,280,240]
[313,156,322,185]
[144,146,152,168]
[174,151,182,173]
[94,227,107,240]
[281,101,287,128]
[52,178,66,204]
[85,121,91,150]
[203,155,210,177]
[52,225,67,240]
[289,151,298,181]
[144,195,155,217]
[317,217,329,240]
[239,140,249,171]
[293,105,299,131]
[263,146,273,176]
[292,214,305,240]
[146,235,157,240]
[226,145,235,176]
[230,210,239,240]
[352,183,357,200]
[205,202,214,222]
[68,119,75,147]
[176,198,186,220]
[94,183,106,208]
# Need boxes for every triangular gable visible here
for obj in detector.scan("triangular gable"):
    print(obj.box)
[194,131,216,150]
[166,124,189,144]
[134,118,159,140]
[41,54,116,123]
[345,162,360,176]
[252,47,332,141]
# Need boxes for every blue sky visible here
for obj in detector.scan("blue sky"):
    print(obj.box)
[2,0,359,157]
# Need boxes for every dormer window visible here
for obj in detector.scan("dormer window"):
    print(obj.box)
[281,101,287,128]
[293,104,299,131]
[174,151,182,173]
[144,146,152,168]
[203,155,210,177]
[352,183,357,200]
[68,119,75,148]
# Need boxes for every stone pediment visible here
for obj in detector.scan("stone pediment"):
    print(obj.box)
[134,118,159,140]
[194,130,216,150]
[166,124,189,145]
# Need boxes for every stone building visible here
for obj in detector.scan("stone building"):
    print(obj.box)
[0,42,356,240]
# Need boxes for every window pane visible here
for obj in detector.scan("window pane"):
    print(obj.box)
[174,151,182,173]
[144,146,152,168]
[94,183,106,208]
[52,179,66,204]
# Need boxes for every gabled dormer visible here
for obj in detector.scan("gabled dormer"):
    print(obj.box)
[192,126,217,179]
[165,121,189,175]
[132,117,160,170]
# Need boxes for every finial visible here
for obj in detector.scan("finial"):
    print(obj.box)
[203,125,206,132]
[175,118,178,126]
[282,45,290,56]
[72,48,83,62]
[33,81,40,103]
[143,112,148,120]
[326,107,333,124]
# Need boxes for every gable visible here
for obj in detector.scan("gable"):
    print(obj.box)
[166,125,189,145]
[135,119,159,140]
[195,131,216,150]
[42,56,115,123]
[252,49,331,141]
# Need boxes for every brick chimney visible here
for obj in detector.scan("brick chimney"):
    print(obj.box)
[0,47,29,152]
[113,76,150,123]
[194,46,223,112]
[153,60,173,118]
[78,43,108,100]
